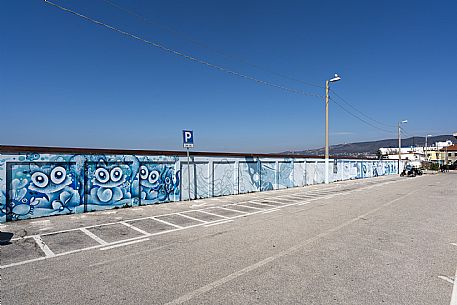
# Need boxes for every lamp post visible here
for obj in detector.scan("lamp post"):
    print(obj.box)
[425,134,432,162]
[324,74,341,184]
[398,120,408,174]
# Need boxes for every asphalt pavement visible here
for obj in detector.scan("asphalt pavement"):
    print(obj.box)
[1,172,456,305]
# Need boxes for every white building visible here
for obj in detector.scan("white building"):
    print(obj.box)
[378,140,454,162]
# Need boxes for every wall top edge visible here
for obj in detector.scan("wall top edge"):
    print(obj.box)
[0,145,382,160]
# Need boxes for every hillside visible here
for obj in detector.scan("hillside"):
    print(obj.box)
[282,135,455,157]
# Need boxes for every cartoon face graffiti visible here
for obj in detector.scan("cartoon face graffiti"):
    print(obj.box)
[139,164,179,202]
[93,166,126,188]
[7,164,80,221]
[29,165,72,194]
[139,165,161,190]
[89,162,132,204]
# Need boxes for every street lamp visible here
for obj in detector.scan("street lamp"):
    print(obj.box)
[425,134,432,161]
[325,73,341,184]
[398,120,408,174]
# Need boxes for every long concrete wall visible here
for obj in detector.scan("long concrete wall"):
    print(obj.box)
[0,150,398,223]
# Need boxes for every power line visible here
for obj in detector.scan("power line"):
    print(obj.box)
[44,0,323,99]
[330,89,396,128]
[44,0,409,139]
[330,97,395,134]
[100,0,324,89]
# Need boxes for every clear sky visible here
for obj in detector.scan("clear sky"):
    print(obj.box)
[1,0,456,153]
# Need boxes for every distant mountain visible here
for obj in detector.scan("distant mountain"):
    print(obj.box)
[282,135,455,158]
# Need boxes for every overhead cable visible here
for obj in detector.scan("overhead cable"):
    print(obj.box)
[330,97,395,134]
[330,89,396,128]
[101,0,324,89]
[44,0,323,99]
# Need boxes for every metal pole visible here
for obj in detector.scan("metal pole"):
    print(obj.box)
[425,135,428,162]
[186,147,191,201]
[398,122,401,174]
[325,80,330,184]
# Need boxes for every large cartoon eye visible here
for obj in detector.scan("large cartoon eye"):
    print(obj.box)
[139,166,148,180]
[31,172,49,188]
[50,166,67,184]
[148,170,160,184]
[95,168,110,183]
[110,167,123,182]
[164,177,171,185]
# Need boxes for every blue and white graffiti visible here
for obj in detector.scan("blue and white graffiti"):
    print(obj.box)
[86,161,134,210]
[7,163,80,220]
[0,152,399,223]
[136,163,180,204]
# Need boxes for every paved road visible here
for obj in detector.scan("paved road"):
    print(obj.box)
[1,173,456,304]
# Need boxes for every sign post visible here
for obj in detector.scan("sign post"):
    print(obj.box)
[182,130,194,201]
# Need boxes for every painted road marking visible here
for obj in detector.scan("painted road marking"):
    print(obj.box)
[32,235,55,258]
[120,221,150,235]
[234,204,264,211]
[438,275,454,284]
[176,213,208,223]
[204,220,234,227]
[80,228,108,245]
[451,243,457,247]
[150,217,184,229]
[197,210,230,219]
[100,238,150,251]
[262,209,280,214]
[248,201,277,207]
[217,207,249,214]
[451,266,457,305]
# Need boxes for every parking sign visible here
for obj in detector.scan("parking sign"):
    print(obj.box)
[183,130,194,148]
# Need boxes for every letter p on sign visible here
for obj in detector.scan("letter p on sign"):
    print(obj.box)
[183,130,194,148]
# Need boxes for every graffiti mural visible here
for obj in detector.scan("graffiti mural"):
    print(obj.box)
[278,162,294,188]
[137,163,180,204]
[0,150,399,223]
[239,159,260,193]
[213,161,235,196]
[85,161,135,211]
[260,162,275,191]
[7,162,80,220]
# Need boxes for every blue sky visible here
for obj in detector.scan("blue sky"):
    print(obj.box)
[1,0,456,153]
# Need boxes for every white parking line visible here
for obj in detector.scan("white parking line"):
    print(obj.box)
[262,209,280,214]
[32,235,55,258]
[248,201,277,207]
[197,210,230,219]
[451,266,457,305]
[150,217,184,229]
[234,204,264,210]
[80,228,108,245]
[176,213,208,223]
[100,238,150,251]
[217,207,249,214]
[120,221,150,235]
[438,275,454,284]
[204,220,234,227]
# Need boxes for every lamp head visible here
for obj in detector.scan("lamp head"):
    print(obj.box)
[401,120,408,124]
[329,74,341,82]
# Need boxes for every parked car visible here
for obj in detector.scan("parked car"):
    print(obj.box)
[401,164,423,177]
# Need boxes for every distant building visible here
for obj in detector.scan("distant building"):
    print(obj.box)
[440,144,457,165]
[378,140,454,163]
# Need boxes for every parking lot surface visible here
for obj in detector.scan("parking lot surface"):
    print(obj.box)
[1,173,456,305]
